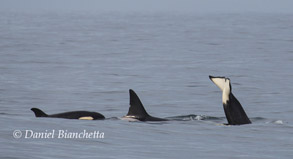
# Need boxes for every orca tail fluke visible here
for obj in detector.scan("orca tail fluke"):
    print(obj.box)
[127,89,150,118]
[209,75,251,125]
[31,108,48,117]
[209,75,227,91]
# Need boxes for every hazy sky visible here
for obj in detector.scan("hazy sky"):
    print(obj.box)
[1,0,293,13]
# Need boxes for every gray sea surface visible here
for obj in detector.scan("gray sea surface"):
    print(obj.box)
[0,10,293,158]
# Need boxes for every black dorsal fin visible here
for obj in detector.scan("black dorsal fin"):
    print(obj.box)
[127,89,150,118]
[31,108,48,117]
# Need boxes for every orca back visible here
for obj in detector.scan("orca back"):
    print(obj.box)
[49,111,105,120]
[31,108,105,120]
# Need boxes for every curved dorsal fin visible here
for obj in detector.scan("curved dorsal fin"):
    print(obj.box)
[31,108,48,117]
[127,89,150,118]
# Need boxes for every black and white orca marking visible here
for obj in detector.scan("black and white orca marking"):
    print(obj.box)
[209,76,251,125]
[31,108,105,120]
[122,89,168,121]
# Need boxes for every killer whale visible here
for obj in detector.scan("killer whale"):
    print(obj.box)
[209,76,251,125]
[31,108,105,120]
[122,89,168,121]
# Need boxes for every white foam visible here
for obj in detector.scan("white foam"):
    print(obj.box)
[195,115,204,120]
[274,120,283,124]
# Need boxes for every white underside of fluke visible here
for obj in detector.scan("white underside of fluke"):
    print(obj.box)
[222,87,230,105]
[210,76,231,104]
[210,77,226,91]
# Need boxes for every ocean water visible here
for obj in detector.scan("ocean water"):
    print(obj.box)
[0,11,293,158]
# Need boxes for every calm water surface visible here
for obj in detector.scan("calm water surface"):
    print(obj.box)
[0,11,293,158]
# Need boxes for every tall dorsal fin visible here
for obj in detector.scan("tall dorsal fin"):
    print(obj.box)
[127,89,150,118]
[31,108,48,117]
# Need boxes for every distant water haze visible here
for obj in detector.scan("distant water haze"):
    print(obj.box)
[1,0,293,13]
